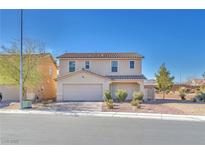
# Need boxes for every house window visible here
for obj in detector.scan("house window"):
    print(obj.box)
[85,61,90,70]
[49,66,52,77]
[69,61,75,72]
[111,61,118,72]
[130,61,135,69]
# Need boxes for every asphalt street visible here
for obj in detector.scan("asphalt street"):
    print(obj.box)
[0,113,205,144]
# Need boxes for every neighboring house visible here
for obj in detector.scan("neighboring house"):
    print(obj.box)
[27,53,57,101]
[171,83,195,92]
[0,53,57,101]
[189,79,205,86]
[56,52,146,101]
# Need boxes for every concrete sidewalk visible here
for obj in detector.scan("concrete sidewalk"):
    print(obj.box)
[1,109,205,122]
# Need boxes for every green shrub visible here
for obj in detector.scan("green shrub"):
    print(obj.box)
[115,89,128,102]
[191,97,197,102]
[131,92,144,108]
[200,85,205,93]
[197,92,205,102]
[179,93,186,100]
[131,100,140,108]
[105,99,114,109]
[179,87,188,100]
[192,92,205,102]
[104,90,112,102]
[104,91,114,109]
[132,92,144,101]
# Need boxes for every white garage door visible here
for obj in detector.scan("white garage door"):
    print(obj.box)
[62,84,103,101]
[0,85,19,101]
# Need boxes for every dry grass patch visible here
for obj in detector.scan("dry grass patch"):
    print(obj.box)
[162,103,205,115]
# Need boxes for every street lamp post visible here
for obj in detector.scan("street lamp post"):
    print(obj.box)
[20,9,23,109]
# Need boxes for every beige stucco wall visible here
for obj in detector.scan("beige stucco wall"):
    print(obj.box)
[57,71,110,101]
[111,79,144,100]
[59,58,142,77]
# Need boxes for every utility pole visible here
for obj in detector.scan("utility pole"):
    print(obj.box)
[20,9,23,109]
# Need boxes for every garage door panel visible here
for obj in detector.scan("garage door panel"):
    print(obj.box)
[63,84,103,101]
[0,86,19,101]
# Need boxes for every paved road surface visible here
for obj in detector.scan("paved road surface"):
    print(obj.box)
[0,113,205,144]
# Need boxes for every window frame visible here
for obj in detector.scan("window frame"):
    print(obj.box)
[129,60,135,69]
[85,61,90,70]
[69,61,75,72]
[111,60,118,72]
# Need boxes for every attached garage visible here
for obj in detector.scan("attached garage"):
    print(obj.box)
[57,70,111,101]
[0,85,19,101]
[62,83,103,101]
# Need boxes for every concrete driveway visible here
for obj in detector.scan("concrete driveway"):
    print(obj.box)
[1,101,103,112]
[53,102,103,112]
[0,101,11,108]
[18,101,103,112]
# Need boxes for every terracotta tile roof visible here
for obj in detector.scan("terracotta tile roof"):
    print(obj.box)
[57,52,144,59]
[106,75,146,80]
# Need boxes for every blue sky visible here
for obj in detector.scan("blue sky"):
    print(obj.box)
[1,9,205,82]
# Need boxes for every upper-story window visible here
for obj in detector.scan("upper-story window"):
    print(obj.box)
[85,61,90,70]
[130,60,135,69]
[69,61,75,72]
[111,61,118,72]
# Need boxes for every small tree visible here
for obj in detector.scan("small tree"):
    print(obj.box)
[104,90,112,102]
[0,39,44,99]
[155,64,175,99]
[104,90,114,109]
[179,87,188,100]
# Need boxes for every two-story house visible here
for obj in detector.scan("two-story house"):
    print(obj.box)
[0,53,57,101]
[56,52,146,101]
[27,53,57,101]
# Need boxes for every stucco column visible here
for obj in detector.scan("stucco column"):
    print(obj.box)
[139,79,146,100]
[57,82,63,102]
[102,81,111,100]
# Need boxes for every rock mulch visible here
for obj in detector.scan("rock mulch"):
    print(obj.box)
[1,100,205,116]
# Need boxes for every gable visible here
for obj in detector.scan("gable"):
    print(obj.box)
[57,70,110,83]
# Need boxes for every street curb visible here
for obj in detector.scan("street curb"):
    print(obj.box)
[0,109,205,122]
